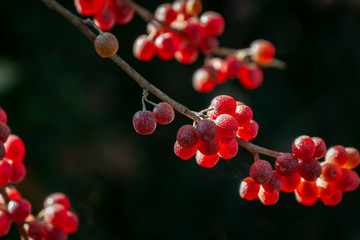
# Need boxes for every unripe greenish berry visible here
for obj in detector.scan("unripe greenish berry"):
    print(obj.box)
[94,32,119,58]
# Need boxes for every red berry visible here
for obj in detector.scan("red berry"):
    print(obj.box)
[155,32,179,60]
[210,95,236,116]
[280,172,301,192]
[195,151,220,168]
[0,122,10,143]
[232,104,253,126]
[215,114,238,138]
[335,168,359,192]
[110,0,134,25]
[236,120,258,141]
[4,134,26,163]
[132,111,157,135]
[238,64,263,90]
[0,160,12,185]
[44,193,71,210]
[0,108,7,124]
[262,171,283,193]
[133,35,156,61]
[291,135,316,160]
[258,186,279,205]
[93,6,116,31]
[74,0,106,16]
[250,39,275,65]
[177,125,198,148]
[197,138,221,156]
[320,189,342,206]
[44,204,67,228]
[94,32,119,58]
[9,161,26,183]
[312,137,326,159]
[7,198,31,222]
[224,56,242,79]
[0,209,11,236]
[5,187,21,200]
[47,227,68,240]
[316,178,335,201]
[325,145,348,166]
[343,147,359,169]
[295,180,318,206]
[321,162,341,183]
[198,35,218,54]
[175,41,198,64]
[218,138,238,160]
[183,17,205,41]
[195,119,218,142]
[200,11,225,36]
[174,141,197,160]
[204,58,228,84]
[249,160,273,184]
[192,68,215,93]
[239,177,260,200]
[298,158,322,181]
[154,3,177,25]
[27,220,48,240]
[153,102,174,125]
[275,153,299,177]
[62,211,79,234]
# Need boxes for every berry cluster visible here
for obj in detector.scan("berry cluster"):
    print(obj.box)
[240,135,359,206]
[0,107,78,238]
[75,0,134,31]
[193,40,275,93]
[133,1,224,63]
[133,100,175,135]
[174,95,258,167]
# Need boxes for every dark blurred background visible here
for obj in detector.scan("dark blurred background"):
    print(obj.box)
[1,0,360,239]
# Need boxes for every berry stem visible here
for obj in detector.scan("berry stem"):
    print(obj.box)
[0,186,29,240]
[83,18,103,34]
[143,90,159,108]
[236,138,283,158]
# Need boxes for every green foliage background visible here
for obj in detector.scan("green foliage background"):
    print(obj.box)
[1,0,360,239]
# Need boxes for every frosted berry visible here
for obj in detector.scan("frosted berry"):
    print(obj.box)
[335,168,359,192]
[175,41,198,64]
[210,95,236,116]
[7,198,31,222]
[325,145,348,167]
[155,32,179,60]
[197,138,221,156]
[205,58,228,84]
[239,177,260,200]
[94,32,119,58]
[250,39,275,65]
[262,171,283,193]
[192,68,215,93]
[183,18,205,41]
[198,35,218,54]
[258,186,279,205]
[200,11,225,36]
[44,204,67,228]
[154,3,177,25]
[320,189,342,206]
[237,120,258,141]
[62,211,79,234]
[195,119,218,142]
[215,114,238,138]
[47,227,68,240]
[174,141,197,160]
[9,161,26,183]
[195,151,220,168]
[27,221,48,240]
[291,135,315,160]
[94,6,116,31]
[238,64,263,90]
[312,137,326,159]
[232,104,253,126]
[275,153,299,177]
[132,111,157,135]
[153,102,175,125]
[249,160,273,184]
[0,122,10,143]
[316,178,335,201]
[218,138,238,159]
[0,160,11,185]
[343,147,359,169]
[5,187,21,199]
[224,55,242,79]
[297,158,322,181]
[177,125,198,148]
[4,134,26,163]
[133,35,156,61]
[0,108,7,124]
[44,193,71,210]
